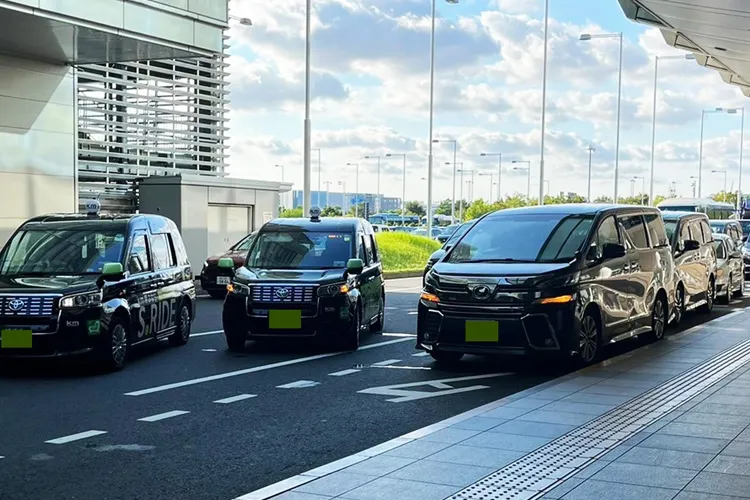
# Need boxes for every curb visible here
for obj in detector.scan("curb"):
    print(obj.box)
[383,270,422,280]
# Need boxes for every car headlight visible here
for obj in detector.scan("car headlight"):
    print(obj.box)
[227,282,250,296]
[318,282,350,297]
[60,291,102,309]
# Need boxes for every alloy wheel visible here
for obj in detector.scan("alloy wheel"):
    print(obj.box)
[180,306,191,341]
[652,298,666,340]
[111,324,127,367]
[579,316,599,363]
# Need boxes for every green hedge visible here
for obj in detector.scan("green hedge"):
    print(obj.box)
[376,232,440,273]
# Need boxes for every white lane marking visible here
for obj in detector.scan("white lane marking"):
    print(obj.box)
[125,337,411,396]
[138,410,190,422]
[407,311,418,315]
[371,365,431,371]
[382,333,416,337]
[192,330,223,338]
[197,294,210,299]
[328,369,361,377]
[372,359,402,366]
[358,373,512,403]
[202,348,217,352]
[45,430,107,445]
[277,380,319,389]
[214,394,257,404]
[412,352,429,357]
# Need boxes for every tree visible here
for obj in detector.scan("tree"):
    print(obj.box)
[652,194,668,206]
[405,201,426,217]
[321,205,342,217]
[711,191,737,206]
[464,199,496,220]
[593,195,613,203]
[346,202,367,217]
[279,207,303,218]
[435,199,453,216]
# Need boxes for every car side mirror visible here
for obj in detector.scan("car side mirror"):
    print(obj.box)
[217,257,235,270]
[683,239,701,252]
[99,262,124,286]
[601,243,626,260]
[346,258,364,275]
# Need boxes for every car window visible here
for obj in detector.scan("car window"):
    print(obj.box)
[369,235,380,263]
[644,213,668,247]
[700,220,713,243]
[363,234,374,264]
[714,240,727,259]
[247,231,353,269]
[151,233,175,270]
[595,216,620,254]
[618,214,649,249]
[664,220,677,245]
[128,233,151,274]
[689,220,706,244]
[679,220,691,243]
[170,232,189,266]
[234,234,256,251]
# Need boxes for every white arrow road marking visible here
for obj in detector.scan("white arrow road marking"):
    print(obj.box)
[45,430,108,445]
[213,394,257,404]
[328,369,361,376]
[358,373,512,403]
[371,359,402,366]
[192,330,223,337]
[138,410,189,422]
[412,352,429,357]
[277,380,320,389]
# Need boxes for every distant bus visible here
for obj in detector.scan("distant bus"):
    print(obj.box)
[657,198,736,220]
[419,214,456,227]
[368,213,420,225]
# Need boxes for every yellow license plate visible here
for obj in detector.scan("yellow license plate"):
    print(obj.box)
[1,329,32,348]
[269,310,302,329]
[465,320,499,342]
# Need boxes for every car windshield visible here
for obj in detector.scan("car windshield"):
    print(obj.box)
[661,206,698,212]
[444,222,473,247]
[664,220,678,245]
[446,214,595,263]
[233,233,256,252]
[0,227,126,275]
[741,221,750,235]
[246,230,353,269]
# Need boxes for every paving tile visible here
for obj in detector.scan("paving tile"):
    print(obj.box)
[503,397,553,410]
[639,433,729,454]
[490,419,576,439]
[421,427,481,444]
[343,455,415,477]
[461,432,552,453]
[561,392,632,406]
[617,446,714,471]
[706,395,750,406]
[560,479,678,500]
[296,472,374,497]
[716,386,750,397]
[674,492,747,500]
[482,406,534,420]
[541,401,614,417]
[690,402,750,416]
[339,477,459,500]
[529,388,576,401]
[598,444,633,462]
[273,492,333,500]
[383,440,452,460]
[449,416,508,431]
[657,422,744,440]
[591,462,697,489]
[387,460,495,487]
[579,384,646,397]
[705,455,750,476]
[619,431,653,448]
[427,444,525,468]
[541,477,584,499]
[722,440,750,458]
[685,471,750,498]
[574,460,610,479]
[674,412,750,427]
[516,409,595,426]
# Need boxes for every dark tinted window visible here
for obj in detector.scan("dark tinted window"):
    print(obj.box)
[234,233,256,251]
[680,220,692,243]
[445,222,473,248]
[362,235,373,264]
[151,233,175,270]
[447,214,594,263]
[595,216,620,254]
[619,215,649,249]
[247,231,353,269]
[664,220,678,245]
[128,234,151,274]
[170,232,189,265]
[714,240,727,259]
[644,213,668,247]
[370,235,379,262]
[740,221,750,235]
[701,220,713,243]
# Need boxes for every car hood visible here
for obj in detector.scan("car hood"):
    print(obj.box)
[238,268,348,284]
[0,275,99,294]
[431,261,574,288]
[206,250,246,266]
[428,248,446,264]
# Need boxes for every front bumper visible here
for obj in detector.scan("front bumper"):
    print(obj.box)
[199,266,235,292]
[0,309,105,358]
[416,300,579,357]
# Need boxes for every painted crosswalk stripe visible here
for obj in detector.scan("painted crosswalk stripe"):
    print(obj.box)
[138,410,190,422]
[277,380,320,389]
[45,430,107,445]
[372,359,402,366]
[214,394,257,404]
[412,352,429,357]
[328,369,361,377]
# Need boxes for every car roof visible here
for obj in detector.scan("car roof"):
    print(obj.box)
[485,203,659,217]
[658,197,733,207]
[263,217,361,232]
[713,232,731,240]
[660,211,709,221]
[709,219,739,225]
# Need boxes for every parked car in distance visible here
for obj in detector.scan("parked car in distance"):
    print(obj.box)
[710,219,745,246]
[418,204,674,365]
[712,233,745,303]
[661,211,717,324]
[736,219,750,238]
[371,224,391,233]
[200,231,257,299]
[424,220,477,285]
[436,224,461,244]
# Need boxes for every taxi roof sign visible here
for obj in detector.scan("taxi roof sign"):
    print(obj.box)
[309,206,322,221]
[84,199,101,216]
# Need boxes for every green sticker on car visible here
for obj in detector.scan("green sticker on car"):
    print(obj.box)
[87,320,101,335]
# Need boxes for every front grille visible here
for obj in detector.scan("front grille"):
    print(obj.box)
[439,302,524,319]
[251,285,317,303]
[0,296,57,316]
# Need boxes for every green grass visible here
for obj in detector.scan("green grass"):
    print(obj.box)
[376,232,441,272]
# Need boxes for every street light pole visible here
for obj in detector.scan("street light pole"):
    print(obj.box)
[478,173,494,202]
[346,163,359,217]
[698,108,734,197]
[713,170,728,201]
[481,153,502,203]
[312,148,322,207]
[450,162,465,219]
[512,160,531,201]
[739,108,745,212]
[386,153,408,226]
[586,145,595,202]
[434,140,458,220]
[633,176,645,204]
[302,0,312,215]
[323,181,332,208]
[275,164,285,209]
[338,181,347,214]
[539,0,550,205]
[364,155,381,213]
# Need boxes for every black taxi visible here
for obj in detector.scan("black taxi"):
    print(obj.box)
[0,200,196,370]
[221,208,385,351]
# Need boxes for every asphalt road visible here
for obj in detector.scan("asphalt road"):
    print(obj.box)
[0,277,747,500]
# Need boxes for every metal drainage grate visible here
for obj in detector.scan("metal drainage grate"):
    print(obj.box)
[449,335,750,500]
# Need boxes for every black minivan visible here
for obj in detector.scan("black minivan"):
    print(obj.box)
[418,204,675,364]
[222,209,385,351]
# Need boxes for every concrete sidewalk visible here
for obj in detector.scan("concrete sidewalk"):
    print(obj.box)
[246,308,750,500]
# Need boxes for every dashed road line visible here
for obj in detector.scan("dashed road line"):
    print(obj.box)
[214,394,257,404]
[382,333,416,337]
[138,410,190,422]
[192,330,223,338]
[124,337,412,396]
[277,380,320,389]
[412,352,429,357]
[45,430,108,445]
[372,359,402,366]
[328,369,361,377]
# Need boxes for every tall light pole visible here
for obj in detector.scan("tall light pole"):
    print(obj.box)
[690,176,698,197]
[633,175,645,205]
[512,160,531,201]
[698,108,735,197]
[478,173,495,202]
[312,148,322,207]
[426,0,460,237]
[386,153,408,226]
[449,162,465,219]
[364,155,381,213]
[713,169,728,201]
[323,181,332,208]
[302,0,312,215]
[338,181,347,214]
[544,180,550,197]
[434,139,458,221]
[649,54,695,205]
[586,145,595,202]
[539,0,550,205]
[481,153,502,203]
[458,169,475,203]
[713,107,746,210]
[346,162,360,217]
[580,32,623,202]
[275,164,285,209]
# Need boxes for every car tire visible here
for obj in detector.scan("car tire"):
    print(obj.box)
[646,295,667,342]
[429,349,464,364]
[672,286,685,326]
[578,311,601,365]
[734,277,745,298]
[225,333,246,353]
[208,290,226,300]
[370,293,385,333]
[168,303,191,346]
[100,317,128,372]
[699,278,715,314]
[339,306,361,351]
[720,275,733,304]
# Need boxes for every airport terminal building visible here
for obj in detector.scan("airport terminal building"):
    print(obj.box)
[0,0,288,268]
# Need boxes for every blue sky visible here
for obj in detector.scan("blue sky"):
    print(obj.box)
[227,0,748,204]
